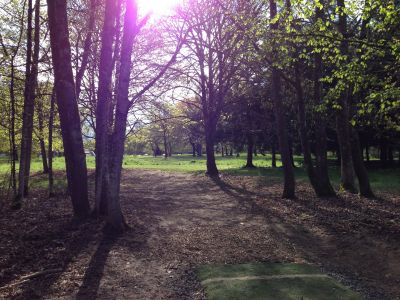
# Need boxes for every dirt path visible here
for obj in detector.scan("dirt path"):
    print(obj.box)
[1,170,399,299]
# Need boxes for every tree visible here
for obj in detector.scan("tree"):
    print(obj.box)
[268,0,295,198]
[15,0,36,206]
[180,0,250,176]
[47,0,90,218]
[0,0,26,198]
[97,0,185,232]
[94,0,118,216]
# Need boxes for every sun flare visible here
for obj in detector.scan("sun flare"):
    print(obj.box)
[137,0,181,18]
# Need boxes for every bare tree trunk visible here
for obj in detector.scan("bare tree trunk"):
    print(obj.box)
[39,139,48,173]
[163,128,168,159]
[23,0,41,184]
[204,119,219,176]
[9,60,17,197]
[271,142,277,168]
[47,0,90,218]
[48,91,55,197]
[245,133,255,168]
[191,141,196,157]
[388,146,394,162]
[101,0,123,212]
[15,0,34,207]
[351,129,374,197]
[105,0,138,233]
[380,137,388,167]
[295,59,335,197]
[313,4,336,197]
[269,0,295,198]
[75,0,97,99]
[295,62,319,192]
[94,0,117,216]
[335,0,356,193]
[168,142,172,157]
[37,98,49,173]
[197,143,202,157]
[245,108,255,168]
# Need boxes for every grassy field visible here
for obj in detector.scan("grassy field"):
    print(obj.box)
[197,263,363,300]
[0,154,399,192]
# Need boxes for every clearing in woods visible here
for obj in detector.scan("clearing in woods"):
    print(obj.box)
[0,170,399,299]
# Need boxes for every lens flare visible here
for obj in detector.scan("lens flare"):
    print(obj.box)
[137,0,181,18]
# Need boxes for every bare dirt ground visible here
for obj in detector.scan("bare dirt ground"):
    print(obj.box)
[0,170,399,299]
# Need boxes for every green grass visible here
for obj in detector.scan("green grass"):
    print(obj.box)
[197,263,363,300]
[0,154,399,192]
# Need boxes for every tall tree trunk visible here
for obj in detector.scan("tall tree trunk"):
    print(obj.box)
[15,0,34,207]
[39,139,48,173]
[196,143,202,157]
[105,0,123,145]
[335,0,357,193]
[47,0,90,218]
[163,128,168,159]
[294,62,321,193]
[204,119,219,176]
[269,0,295,198]
[245,133,255,168]
[37,98,49,173]
[168,142,172,157]
[9,60,17,197]
[388,146,394,163]
[271,142,277,168]
[245,108,255,168]
[295,59,335,196]
[351,129,374,197]
[311,2,336,196]
[347,1,374,197]
[94,0,117,216]
[365,145,370,162]
[289,144,295,168]
[105,0,138,233]
[379,137,388,167]
[48,91,55,197]
[101,0,123,211]
[75,0,97,99]
[191,141,196,157]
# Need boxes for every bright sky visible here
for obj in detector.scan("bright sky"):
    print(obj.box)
[137,0,182,18]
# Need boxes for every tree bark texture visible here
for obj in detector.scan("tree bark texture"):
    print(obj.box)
[48,91,55,197]
[94,0,117,216]
[204,119,219,176]
[351,129,374,197]
[15,0,34,206]
[37,98,49,174]
[269,0,295,198]
[335,0,357,193]
[75,0,97,99]
[105,0,139,232]
[47,0,90,218]
[246,133,255,168]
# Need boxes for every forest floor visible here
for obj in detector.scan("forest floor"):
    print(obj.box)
[0,170,399,299]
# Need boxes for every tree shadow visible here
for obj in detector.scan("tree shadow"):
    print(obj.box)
[9,218,101,299]
[209,176,397,299]
[75,235,117,299]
